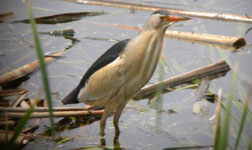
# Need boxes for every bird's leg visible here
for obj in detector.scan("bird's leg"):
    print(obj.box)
[100,104,117,137]
[113,100,128,138]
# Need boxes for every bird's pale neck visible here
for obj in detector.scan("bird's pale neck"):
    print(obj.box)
[136,26,167,85]
[140,24,168,39]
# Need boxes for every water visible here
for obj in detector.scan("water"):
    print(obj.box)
[0,0,252,149]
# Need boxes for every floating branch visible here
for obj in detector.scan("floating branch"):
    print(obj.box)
[90,22,246,49]
[166,30,246,49]
[63,0,252,23]
[0,12,14,22]
[0,51,65,85]
[13,11,106,24]
[133,60,230,100]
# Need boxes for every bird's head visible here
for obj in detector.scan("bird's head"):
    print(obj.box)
[144,10,190,30]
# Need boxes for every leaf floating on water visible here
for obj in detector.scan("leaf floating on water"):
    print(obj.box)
[13,11,107,24]
[56,137,73,144]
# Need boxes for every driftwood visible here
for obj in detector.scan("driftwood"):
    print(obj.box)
[90,22,246,49]
[0,109,104,118]
[63,0,252,23]
[0,51,65,85]
[133,60,230,100]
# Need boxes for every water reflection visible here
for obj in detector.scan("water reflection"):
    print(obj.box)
[73,136,122,150]
[100,136,122,150]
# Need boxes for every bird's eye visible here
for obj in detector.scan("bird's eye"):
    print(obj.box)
[159,16,165,21]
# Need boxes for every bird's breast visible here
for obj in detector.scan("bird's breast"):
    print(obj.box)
[122,30,164,97]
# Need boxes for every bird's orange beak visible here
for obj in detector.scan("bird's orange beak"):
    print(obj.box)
[167,15,190,22]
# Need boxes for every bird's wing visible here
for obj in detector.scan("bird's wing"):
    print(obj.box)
[62,39,130,104]
[77,39,130,90]
[78,55,126,102]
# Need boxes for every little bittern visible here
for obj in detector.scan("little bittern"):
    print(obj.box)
[62,10,190,137]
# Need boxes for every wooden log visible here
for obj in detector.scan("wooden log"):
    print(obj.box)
[133,60,230,100]
[63,0,252,23]
[165,30,246,49]
[0,51,65,85]
[90,22,246,49]
[0,110,104,118]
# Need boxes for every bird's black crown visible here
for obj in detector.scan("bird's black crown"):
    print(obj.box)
[152,10,171,16]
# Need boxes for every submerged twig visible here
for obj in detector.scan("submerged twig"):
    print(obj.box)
[163,145,213,150]
[0,51,65,85]
[0,106,91,112]
[245,27,252,35]
[13,12,106,24]
[63,0,252,23]
[0,12,14,22]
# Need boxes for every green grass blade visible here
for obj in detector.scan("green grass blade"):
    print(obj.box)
[25,0,55,138]
[249,138,252,150]
[219,64,238,150]
[9,106,34,148]
[234,85,251,150]
[5,113,9,150]
[214,89,222,150]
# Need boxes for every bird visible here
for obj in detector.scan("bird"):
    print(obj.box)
[62,10,190,137]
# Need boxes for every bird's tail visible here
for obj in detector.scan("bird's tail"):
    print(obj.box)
[61,88,80,104]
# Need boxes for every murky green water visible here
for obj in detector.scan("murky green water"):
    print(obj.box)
[0,0,252,149]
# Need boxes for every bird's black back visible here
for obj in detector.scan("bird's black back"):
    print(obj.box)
[62,39,130,104]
